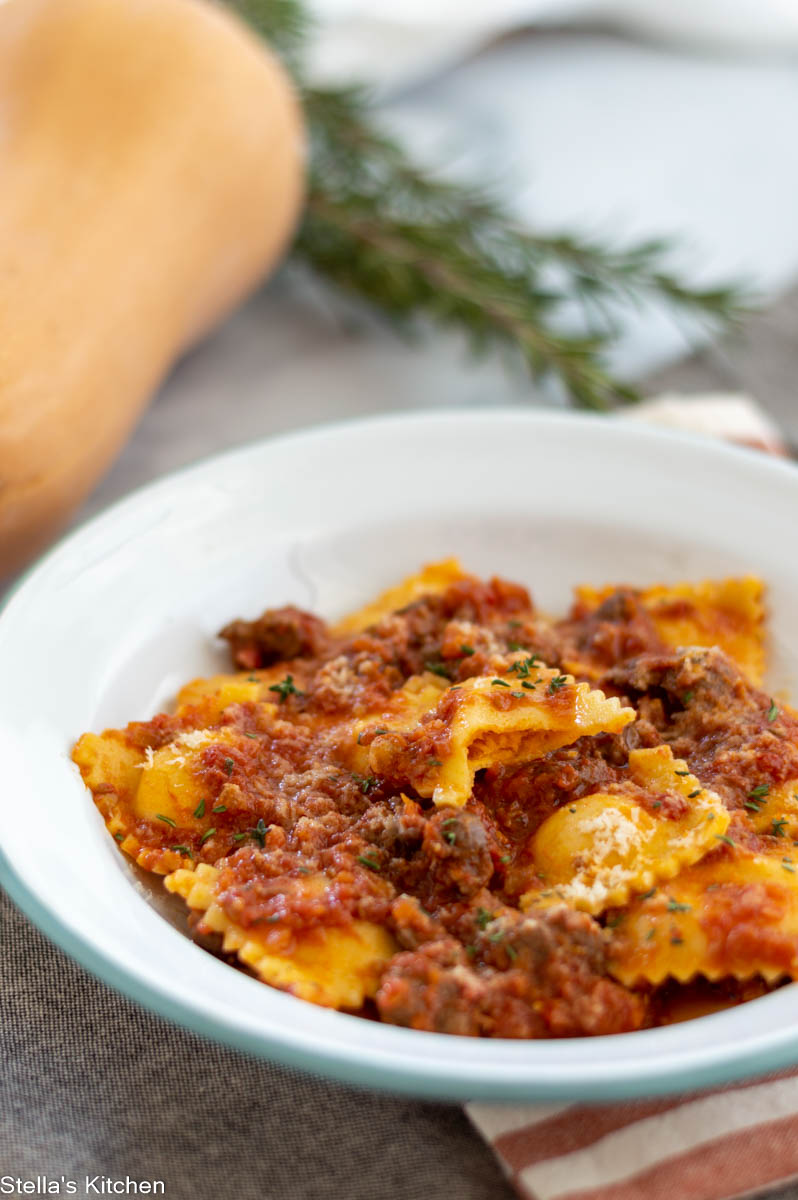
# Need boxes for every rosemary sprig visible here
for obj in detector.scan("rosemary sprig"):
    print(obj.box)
[228,0,750,409]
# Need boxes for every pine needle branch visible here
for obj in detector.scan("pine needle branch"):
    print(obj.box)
[228,0,752,409]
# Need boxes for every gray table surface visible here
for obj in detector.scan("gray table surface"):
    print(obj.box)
[2,283,797,1199]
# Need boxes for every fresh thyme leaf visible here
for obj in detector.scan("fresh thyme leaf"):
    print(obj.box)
[768,700,779,723]
[212,804,227,813]
[459,643,475,656]
[475,908,494,929]
[772,817,788,838]
[357,854,381,871]
[156,814,176,827]
[353,773,378,794]
[200,828,216,845]
[193,799,206,819]
[687,789,702,799]
[492,678,511,687]
[749,784,770,798]
[682,691,694,705]
[224,757,235,776]
[667,899,692,912]
[172,844,193,857]
[250,818,268,847]
[508,655,540,678]
[548,674,568,694]
[425,660,452,679]
[715,834,736,847]
[234,819,269,846]
[269,674,303,702]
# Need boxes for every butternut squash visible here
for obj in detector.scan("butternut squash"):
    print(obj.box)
[0,0,305,576]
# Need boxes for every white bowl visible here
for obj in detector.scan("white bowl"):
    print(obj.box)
[2,409,798,1101]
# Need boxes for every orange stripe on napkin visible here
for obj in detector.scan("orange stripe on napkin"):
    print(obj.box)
[558,1110,798,1200]
[468,1068,798,1200]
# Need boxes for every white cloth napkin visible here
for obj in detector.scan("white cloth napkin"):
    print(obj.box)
[307,0,798,88]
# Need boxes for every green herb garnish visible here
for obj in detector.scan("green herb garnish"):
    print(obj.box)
[353,773,378,794]
[357,855,381,871]
[424,661,452,679]
[268,674,304,702]
[508,655,540,679]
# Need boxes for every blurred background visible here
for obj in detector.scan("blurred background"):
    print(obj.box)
[85,0,798,512]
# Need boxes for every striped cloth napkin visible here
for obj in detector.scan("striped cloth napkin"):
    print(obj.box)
[467,1069,798,1200]
[467,391,794,1200]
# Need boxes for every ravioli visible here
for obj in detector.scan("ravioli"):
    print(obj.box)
[368,662,634,807]
[332,558,469,634]
[607,850,798,986]
[522,746,729,914]
[175,672,267,723]
[74,724,249,873]
[165,863,396,1009]
[742,778,798,841]
[575,577,765,684]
